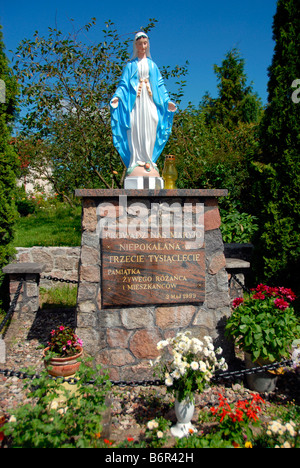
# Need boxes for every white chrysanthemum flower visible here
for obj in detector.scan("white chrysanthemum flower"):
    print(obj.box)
[157,431,164,439]
[178,341,190,353]
[190,338,203,353]
[157,340,169,350]
[269,421,282,434]
[204,336,212,344]
[220,361,228,371]
[178,364,188,376]
[191,361,199,370]
[282,441,291,449]
[147,420,159,430]
[165,376,173,387]
[172,369,181,379]
[199,361,207,372]
[285,423,296,437]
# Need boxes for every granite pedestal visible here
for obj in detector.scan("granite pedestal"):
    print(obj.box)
[75,189,232,380]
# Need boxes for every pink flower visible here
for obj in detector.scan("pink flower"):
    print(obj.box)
[77,338,83,347]
[59,326,65,331]
[274,298,289,310]
[278,287,296,302]
[67,340,72,346]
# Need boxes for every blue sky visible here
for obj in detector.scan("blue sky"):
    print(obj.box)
[0,0,278,109]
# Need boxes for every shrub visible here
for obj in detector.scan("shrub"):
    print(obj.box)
[3,358,111,448]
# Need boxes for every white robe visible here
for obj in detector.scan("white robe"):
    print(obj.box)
[127,58,159,168]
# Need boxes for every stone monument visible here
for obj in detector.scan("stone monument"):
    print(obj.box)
[75,189,231,380]
[74,33,232,380]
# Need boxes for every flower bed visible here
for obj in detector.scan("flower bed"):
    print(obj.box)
[1,328,299,448]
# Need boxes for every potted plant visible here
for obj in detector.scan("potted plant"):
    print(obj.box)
[225,284,300,392]
[151,331,228,438]
[43,325,83,377]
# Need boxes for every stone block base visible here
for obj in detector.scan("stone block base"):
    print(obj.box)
[75,189,232,380]
[124,176,164,189]
[2,263,46,316]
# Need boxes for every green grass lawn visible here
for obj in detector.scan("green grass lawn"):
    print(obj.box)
[40,285,78,308]
[13,204,82,247]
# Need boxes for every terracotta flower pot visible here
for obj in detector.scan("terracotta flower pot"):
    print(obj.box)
[43,347,83,377]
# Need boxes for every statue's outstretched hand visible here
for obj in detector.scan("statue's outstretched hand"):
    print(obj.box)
[111,97,119,108]
[168,102,177,112]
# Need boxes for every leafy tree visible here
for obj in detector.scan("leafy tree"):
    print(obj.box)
[12,18,188,199]
[251,0,300,295]
[0,25,19,310]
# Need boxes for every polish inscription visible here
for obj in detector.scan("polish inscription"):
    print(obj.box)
[101,238,205,307]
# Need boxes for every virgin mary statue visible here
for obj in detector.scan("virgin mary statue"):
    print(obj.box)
[110,32,176,186]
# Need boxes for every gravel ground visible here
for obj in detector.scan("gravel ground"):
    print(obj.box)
[1,307,299,446]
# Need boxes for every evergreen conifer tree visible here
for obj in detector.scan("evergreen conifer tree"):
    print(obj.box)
[203,48,263,129]
[0,25,19,298]
[253,0,300,294]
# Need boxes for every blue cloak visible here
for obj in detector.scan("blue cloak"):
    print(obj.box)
[110,58,175,168]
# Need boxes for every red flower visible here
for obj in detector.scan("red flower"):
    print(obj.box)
[253,284,268,293]
[274,298,289,310]
[220,408,230,422]
[104,439,113,445]
[252,292,265,300]
[246,408,259,422]
[235,409,244,422]
[236,400,248,410]
[232,297,244,308]
[127,437,134,442]
[250,393,265,404]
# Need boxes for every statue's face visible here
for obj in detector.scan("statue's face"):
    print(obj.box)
[135,37,149,58]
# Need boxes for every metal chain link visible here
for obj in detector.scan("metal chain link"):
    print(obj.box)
[229,272,251,294]
[0,270,295,387]
[0,359,294,387]
[212,359,293,382]
[41,275,78,285]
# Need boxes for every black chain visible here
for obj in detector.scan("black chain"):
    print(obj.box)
[0,279,23,335]
[0,359,294,387]
[212,359,293,382]
[41,275,78,285]
[229,272,251,294]
[0,273,294,387]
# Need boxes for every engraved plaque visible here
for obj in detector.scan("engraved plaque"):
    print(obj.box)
[101,237,205,307]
